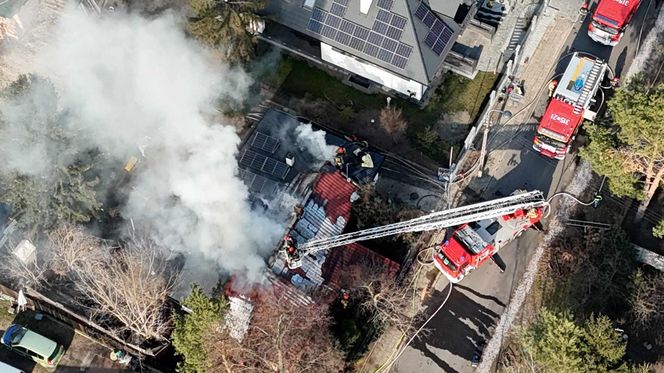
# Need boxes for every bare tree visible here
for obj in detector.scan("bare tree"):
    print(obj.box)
[210,288,345,373]
[46,224,101,276]
[43,226,177,341]
[74,239,177,341]
[379,106,407,143]
[346,264,417,336]
[629,269,664,345]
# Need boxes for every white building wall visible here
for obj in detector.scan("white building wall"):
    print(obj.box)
[320,43,427,100]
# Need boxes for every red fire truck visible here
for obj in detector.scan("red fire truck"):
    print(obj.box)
[587,0,641,46]
[433,202,544,283]
[532,52,608,160]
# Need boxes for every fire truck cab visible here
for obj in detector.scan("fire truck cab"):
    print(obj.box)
[588,0,641,46]
[433,205,544,283]
[533,53,608,160]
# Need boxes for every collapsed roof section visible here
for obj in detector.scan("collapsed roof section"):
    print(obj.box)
[223,271,314,342]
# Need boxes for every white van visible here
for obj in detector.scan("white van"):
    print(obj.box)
[0,361,25,373]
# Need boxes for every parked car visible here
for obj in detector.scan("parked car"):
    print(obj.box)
[1,324,65,368]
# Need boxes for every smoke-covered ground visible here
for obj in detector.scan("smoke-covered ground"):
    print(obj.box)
[0,5,329,291]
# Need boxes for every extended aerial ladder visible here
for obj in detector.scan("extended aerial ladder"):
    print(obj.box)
[284,190,549,269]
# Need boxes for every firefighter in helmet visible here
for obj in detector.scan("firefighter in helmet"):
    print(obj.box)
[335,147,346,168]
[283,235,299,261]
[610,76,621,88]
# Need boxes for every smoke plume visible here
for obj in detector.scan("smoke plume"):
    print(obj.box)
[294,123,338,165]
[2,8,290,282]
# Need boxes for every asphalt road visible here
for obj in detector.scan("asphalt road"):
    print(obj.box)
[393,1,660,372]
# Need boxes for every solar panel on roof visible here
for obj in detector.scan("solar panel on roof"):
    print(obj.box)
[376,9,391,23]
[305,4,413,71]
[392,55,407,69]
[321,24,337,39]
[424,32,437,47]
[263,157,290,179]
[312,8,326,22]
[415,3,456,56]
[307,20,322,34]
[431,19,444,35]
[415,3,427,20]
[367,31,383,46]
[432,39,447,55]
[327,14,341,28]
[353,26,369,39]
[335,31,352,46]
[350,37,365,51]
[239,149,290,180]
[241,170,278,195]
[250,132,280,153]
[372,20,389,34]
[376,0,393,10]
[340,19,355,34]
[396,43,412,58]
[378,48,393,63]
[382,38,397,52]
[364,43,379,57]
[386,26,402,40]
[330,2,345,16]
[423,12,435,27]
[441,28,454,43]
[390,15,407,29]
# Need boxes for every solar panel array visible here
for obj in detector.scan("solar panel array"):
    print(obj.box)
[239,149,290,180]
[239,169,278,195]
[376,0,393,10]
[250,132,280,154]
[414,3,454,55]
[307,2,412,70]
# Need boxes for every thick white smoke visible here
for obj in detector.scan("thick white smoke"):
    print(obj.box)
[23,9,285,280]
[294,123,338,165]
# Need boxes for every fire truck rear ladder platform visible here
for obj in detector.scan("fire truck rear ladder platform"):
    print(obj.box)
[297,190,548,255]
[573,60,605,115]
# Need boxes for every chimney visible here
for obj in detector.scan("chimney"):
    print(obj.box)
[360,0,373,14]
[285,152,295,167]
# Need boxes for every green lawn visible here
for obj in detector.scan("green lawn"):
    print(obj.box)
[271,57,497,163]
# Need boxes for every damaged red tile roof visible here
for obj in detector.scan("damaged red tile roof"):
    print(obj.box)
[311,171,357,224]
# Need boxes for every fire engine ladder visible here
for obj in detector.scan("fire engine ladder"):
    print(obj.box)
[572,60,605,115]
[297,190,548,256]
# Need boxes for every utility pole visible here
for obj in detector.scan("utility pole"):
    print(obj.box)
[477,110,512,177]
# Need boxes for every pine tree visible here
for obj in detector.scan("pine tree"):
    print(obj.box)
[653,219,664,238]
[172,284,227,372]
[580,78,664,223]
[187,0,266,64]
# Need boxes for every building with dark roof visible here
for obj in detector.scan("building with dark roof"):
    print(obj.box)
[238,108,385,201]
[240,109,398,292]
[260,0,477,102]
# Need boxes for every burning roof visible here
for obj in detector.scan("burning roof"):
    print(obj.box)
[271,166,398,291]
[223,271,314,342]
